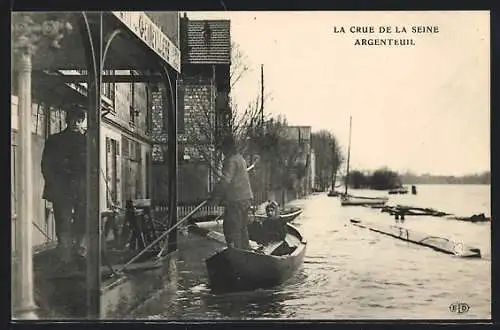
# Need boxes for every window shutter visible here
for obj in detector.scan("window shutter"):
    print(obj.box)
[122,138,129,158]
[136,142,141,161]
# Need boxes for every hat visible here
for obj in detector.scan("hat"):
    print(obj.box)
[66,106,86,123]
[219,134,236,152]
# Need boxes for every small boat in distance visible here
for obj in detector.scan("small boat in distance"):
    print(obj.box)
[205,223,307,293]
[388,187,409,195]
[340,116,388,207]
[341,194,389,206]
[327,190,341,197]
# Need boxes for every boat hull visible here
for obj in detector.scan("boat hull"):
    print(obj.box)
[253,208,303,223]
[205,224,306,293]
[341,195,388,206]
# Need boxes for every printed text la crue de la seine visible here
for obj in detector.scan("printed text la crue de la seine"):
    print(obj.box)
[333,25,440,46]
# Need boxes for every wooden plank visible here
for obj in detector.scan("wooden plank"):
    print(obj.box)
[261,241,283,255]
[350,219,481,258]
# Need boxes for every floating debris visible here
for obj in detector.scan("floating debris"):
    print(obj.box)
[350,218,481,258]
[380,205,490,222]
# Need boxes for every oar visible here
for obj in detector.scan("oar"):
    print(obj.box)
[115,156,261,274]
[187,223,227,245]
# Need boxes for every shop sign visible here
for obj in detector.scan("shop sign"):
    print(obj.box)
[112,11,181,73]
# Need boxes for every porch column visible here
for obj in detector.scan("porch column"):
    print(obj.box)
[160,67,178,253]
[12,13,73,319]
[78,12,102,318]
[167,71,178,253]
[13,49,38,321]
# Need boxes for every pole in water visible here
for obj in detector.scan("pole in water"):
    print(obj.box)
[344,116,352,196]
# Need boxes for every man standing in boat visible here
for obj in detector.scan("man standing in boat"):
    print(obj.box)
[41,107,87,266]
[210,135,254,250]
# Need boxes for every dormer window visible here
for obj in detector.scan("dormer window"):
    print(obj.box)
[202,21,211,46]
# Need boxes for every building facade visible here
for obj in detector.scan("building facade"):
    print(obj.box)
[11,12,181,249]
[177,15,231,204]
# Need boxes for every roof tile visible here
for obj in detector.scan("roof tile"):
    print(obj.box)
[183,19,231,65]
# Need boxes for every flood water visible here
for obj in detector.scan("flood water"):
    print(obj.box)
[132,184,491,320]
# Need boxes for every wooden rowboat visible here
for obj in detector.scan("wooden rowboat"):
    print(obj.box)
[388,187,409,195]
[341,195,389,206]
[350,218,481,258]
[191,207,303,224]
[202,223,307,293]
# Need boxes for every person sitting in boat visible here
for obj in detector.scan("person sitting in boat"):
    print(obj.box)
[262,201,286,242]
[210,135,254,250]
[265,201,280,218]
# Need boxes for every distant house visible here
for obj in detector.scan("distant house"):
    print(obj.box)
[177,14,231,204]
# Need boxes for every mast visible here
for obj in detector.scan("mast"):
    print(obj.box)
[344,116,352,195]
[260,64,270,202]
[260,64,264,126]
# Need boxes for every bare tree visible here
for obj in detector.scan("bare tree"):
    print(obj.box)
[311,130,344,191]
[230,42,249,89]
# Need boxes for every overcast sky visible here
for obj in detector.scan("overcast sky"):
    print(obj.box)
[186,11,490,176]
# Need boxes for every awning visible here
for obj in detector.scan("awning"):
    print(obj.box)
[30,12,181,72]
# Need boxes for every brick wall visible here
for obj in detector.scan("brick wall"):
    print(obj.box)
[151,89,167,163]
[177,78,216,203]
[179,79,215,160]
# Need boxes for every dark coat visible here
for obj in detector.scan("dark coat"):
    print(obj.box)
[41,128,87,203]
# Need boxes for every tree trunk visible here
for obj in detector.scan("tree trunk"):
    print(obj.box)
[331,171,337,190]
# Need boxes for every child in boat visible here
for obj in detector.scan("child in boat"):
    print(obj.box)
[262,201,286,242]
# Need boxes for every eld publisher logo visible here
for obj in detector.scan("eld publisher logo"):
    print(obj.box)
[449,302,470,314]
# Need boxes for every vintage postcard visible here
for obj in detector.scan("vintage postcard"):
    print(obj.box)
[11,10,490,321]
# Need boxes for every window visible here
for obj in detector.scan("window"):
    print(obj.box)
[103,70,116,110]
[105,137,119,208]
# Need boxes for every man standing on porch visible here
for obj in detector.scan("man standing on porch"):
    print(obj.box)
[211,135,254,250]
[41,107,87,266]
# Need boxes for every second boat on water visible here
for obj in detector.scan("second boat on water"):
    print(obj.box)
[341,194,389,206]
[340,116,388,207]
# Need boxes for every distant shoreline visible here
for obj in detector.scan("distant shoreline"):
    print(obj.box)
[400,182,490,185]
[399,172,490,185]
